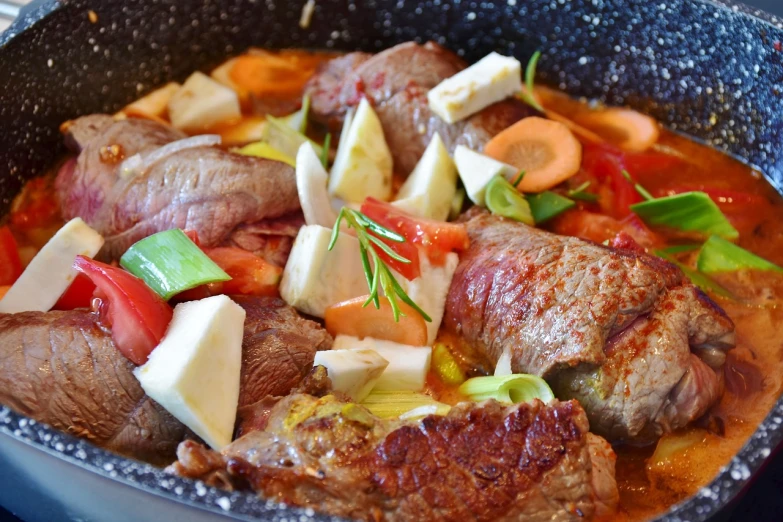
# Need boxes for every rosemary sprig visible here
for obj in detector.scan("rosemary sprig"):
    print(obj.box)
[567,181,599,202]
[518,50,545,112]
[328,207,432,323]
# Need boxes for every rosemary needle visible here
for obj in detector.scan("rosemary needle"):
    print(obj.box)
[329,207,432,323]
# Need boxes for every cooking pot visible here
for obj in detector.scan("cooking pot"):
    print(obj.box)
[1,1,782,520]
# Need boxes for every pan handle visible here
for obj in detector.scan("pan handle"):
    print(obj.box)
[0,1,21,22]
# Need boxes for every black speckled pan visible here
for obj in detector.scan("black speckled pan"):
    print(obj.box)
[0,0,782,521]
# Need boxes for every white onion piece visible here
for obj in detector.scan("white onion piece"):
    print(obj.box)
[119,134,222,179]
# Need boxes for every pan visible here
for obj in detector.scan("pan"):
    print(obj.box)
[1,1,782,520]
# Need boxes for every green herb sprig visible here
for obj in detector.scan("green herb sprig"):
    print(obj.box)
[567,181,600,202]
[518,51,544,112]
[328,208,432,323]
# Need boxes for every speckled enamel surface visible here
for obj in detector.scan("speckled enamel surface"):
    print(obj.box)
[1,1,782,521]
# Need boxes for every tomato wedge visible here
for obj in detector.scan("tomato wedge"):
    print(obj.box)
[53,273,97,311]
[73,256,173,365]
[0,226,22,286]
[202,247,282,296]
[360,198,469,272]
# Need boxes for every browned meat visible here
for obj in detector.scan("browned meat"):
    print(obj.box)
[0,310,187,465]
[234,295,332,407]
[232,296,332,437]
[222,212,304,267]
[171,394,619,521]
[56,116,300,260]
[305,42,534,175]
[444,210,735,441]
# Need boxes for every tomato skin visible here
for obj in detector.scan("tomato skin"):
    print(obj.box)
[360,198,469,272]
[73,256,173,366]
[202,247,282,296]
[0,227,22,286]
[53,273,97,311]
[549,209,661,249]
[580,144,642,219]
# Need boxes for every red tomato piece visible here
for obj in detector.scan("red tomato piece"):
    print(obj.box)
[360,198,469,269]
[580,144,642,219]
[0,226,22,286]
[656,186,766,209]
[203,247,282,296]
[549,209,661,249]
[73,256,173,365]
[10,176,61,230]
[52,273,97,311]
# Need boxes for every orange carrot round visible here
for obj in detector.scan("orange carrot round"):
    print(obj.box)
[574,108,660,152]
[484,116,582,193]
[324,295,428,346]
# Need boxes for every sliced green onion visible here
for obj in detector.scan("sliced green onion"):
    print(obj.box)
[654,249,734,299]
[486,176,534,225]
[282,94,311,134]
[697,235,783,274]
[526,191,576,224]
[567,181,599,202]
[320,132,331,168]
[518,51,544,112]
[449,187,466,221]
[432,343,466,386]
[630,192,739,240]
[236,142,296,167]
[512,169,526,188]
[120,229,231,300]
[622,170,655,201]
[458,374,554,405]
[361,390,450,419]
[263,114,323,159]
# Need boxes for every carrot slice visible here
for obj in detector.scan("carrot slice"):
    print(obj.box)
[324,295,428,346]
[229,54,311,98]
[484,116,582,193]
[574,108,660,152]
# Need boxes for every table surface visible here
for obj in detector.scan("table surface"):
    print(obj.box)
[1,0,783,521]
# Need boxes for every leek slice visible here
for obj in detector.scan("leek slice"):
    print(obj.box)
[630,192,738,240]
[236,142,296,167]
[120,229,231,300]
[431,343,466,386]
[263,114,323,159]
[654,249,734,299]
[458,374,554,405]
[485,176,534,225]
[526,191,576,224]
[697,235,783,274]
[361,390,450,419]
[282,94,311,134]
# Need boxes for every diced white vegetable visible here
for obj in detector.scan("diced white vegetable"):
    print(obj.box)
[134,295,245,451]
[329,98,393,202]
[494,346,513,376]
[296,143,338,228]
[393,252,460,345]
[280,225,368,318]
[333,335,432,392]
[119,82,181,120]
[168,72,241,133]
[0,218,104,314]
[313,349,389,401]
[394,134,457,221]
[391,194,429,216]
[427,52,522,124]
[210,58,246,100]
[454,145,517,206]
